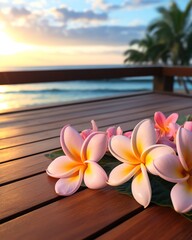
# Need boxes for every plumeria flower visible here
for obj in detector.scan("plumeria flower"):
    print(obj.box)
[154,111,179,139]
[154,127,192,213]
[80,120,98,139]
[106,126,123,139]
[108,119,175,208]
[47,125,108,196]
[81,119,132,142]
[184,121,192,132]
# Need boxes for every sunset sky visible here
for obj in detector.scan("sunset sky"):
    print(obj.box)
[0,0,189,69]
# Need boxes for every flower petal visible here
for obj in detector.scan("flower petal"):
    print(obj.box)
[131,164,151,208]
[116,126,123,135]
[132,119,156,158]
[60,125,83,161]
[55,170,83,196]
[168,122,179,138]
[184,121,192,132]
[157,136,176,151]
[108,163,140,186]
[154,112,166,130]
[81,132,107,162]
[154,154,189,183]
[176,127,192,171]
[123,131,132,138]
[109,135,140,164]
[165,113,178,125]
[80,120,98,139]
[80,129,92,140]
[171,177,192,213]
[84,161,108,189]
[106,126,116,138]
[91,120,98,131]
[46,156,80,178]
[142,144,175,175]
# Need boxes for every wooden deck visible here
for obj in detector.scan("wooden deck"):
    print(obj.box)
[1,91,192,239]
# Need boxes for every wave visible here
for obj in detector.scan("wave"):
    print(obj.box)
[2,88,149,94]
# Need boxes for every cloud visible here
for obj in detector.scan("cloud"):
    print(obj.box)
[0,3,146,48]
[10,7,30,17]
[87,0,121,11]
[53,6,108,23]
[89,0,166,11]
[8,23,145,47]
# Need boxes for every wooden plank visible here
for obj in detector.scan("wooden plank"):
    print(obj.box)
[97,206,192,240]
[1,105,192,163]
[1,188,142,239]
[0,94,190,140]
[163,66,192,77]
[1,97,189,149]
[0,138,60,163]
[0,151,53,185]
[1,106,191,185]
[0,91,150,115]
[0,66,162,85]
[1,173,57,220]
[2,91,188,123]
[0,92,153,122]
[0,95,174,139]
[0,93,161,127]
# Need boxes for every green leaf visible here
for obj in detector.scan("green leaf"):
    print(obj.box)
[98,153,120,175]
[177,115,187,125]
[45,149,64,160]
[149,174,173,207]
[45,150,192,221]
[183,213,192,222]
[99,154,192,221]
[186,114,192,121]
[177,114,192,125]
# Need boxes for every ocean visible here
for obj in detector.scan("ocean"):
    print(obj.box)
[0,65,191,111]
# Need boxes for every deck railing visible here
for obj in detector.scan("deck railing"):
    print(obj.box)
[0,66,192,92]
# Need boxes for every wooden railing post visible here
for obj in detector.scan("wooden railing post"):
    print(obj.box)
[153,75,174,92]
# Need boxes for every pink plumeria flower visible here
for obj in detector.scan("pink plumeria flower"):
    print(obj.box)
[123,131,132,138]
[81,119,132,142]
[154,127,192,213]
[108,119,175,208]
[106,126,123,139]
[47,125,108,196]
[157,136,177,152]
[154,111,179,139]
[184,121,192,132]
[80,120,98,139]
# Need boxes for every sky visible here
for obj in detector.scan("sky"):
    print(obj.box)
[0,0,190,69]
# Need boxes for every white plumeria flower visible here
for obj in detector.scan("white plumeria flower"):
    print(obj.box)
[47,125,108,196]
[108,119,175,208]
[154,127,192,213]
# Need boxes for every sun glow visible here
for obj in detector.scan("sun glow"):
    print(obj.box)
[0,30,32,55]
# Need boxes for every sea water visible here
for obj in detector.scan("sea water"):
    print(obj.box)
[0,65,191,111]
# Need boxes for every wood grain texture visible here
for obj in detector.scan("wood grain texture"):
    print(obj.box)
[0,66,162,84]
[0,150,54,185]
[1,92,192,240]
[1,188,142,240]
[1,173,58,220]
[1,96,189,149]
[97,206,192,240]
[1,104,191,163]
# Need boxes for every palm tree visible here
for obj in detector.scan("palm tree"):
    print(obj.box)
[124,34,169,64]
[124,0,192,65]
[124,1,192,93]
[147,0,192,65]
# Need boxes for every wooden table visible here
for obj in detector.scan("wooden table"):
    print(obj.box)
[1,91,192,239]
